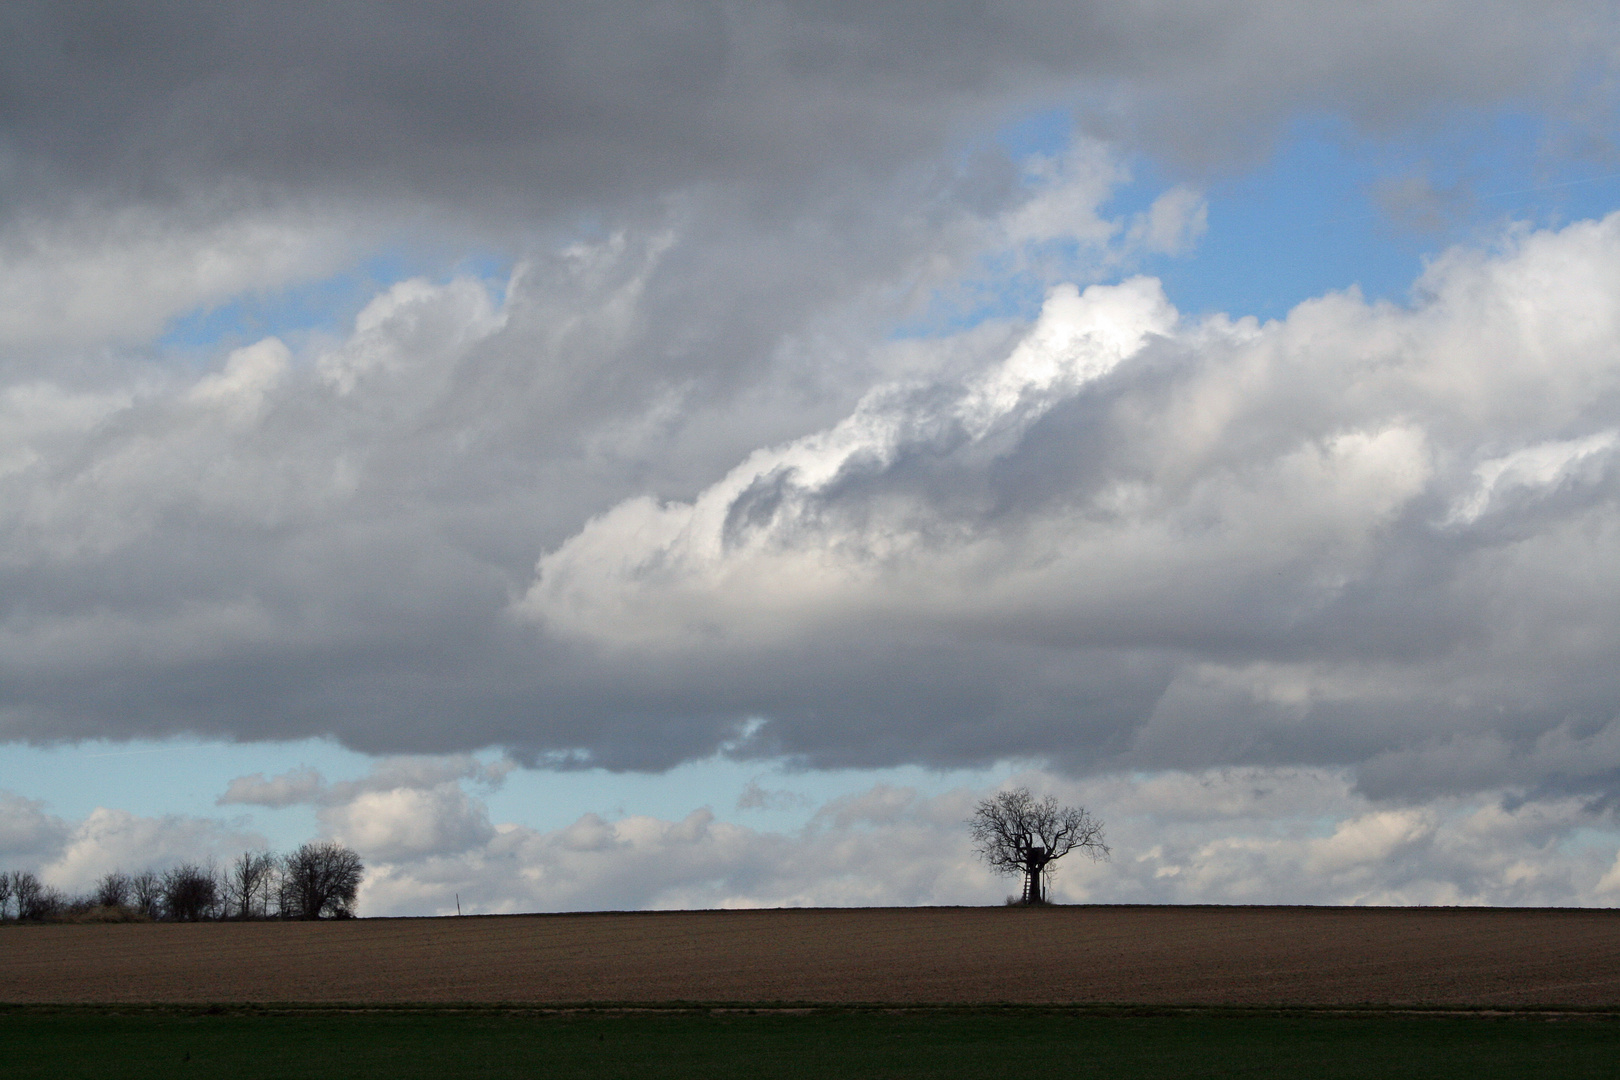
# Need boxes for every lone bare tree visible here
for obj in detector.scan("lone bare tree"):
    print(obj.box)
[282,841,363,919]
[969,788,1108,904]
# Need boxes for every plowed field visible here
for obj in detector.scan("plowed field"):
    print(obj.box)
[5,906,1619,1006]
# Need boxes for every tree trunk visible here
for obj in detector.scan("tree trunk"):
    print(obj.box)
[1022,847,1046,904]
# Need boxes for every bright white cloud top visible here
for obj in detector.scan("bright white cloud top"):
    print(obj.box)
[3,2,1620,914]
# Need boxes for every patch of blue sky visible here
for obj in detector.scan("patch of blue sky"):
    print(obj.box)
[1142,121,1397,322]
[906,104,1620,340]
[157,249,514,362]
[993,105,1075,161]
[0,736,370,853]
[1556,825,1620,857]
[1149,108,1620,321]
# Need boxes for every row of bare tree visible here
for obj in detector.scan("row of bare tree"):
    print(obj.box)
[0,841,364,922]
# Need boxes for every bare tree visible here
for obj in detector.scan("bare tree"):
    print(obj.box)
[0,871,12,919]
[12,871,55,920]
[282,842,363,919]
[161,863,220,921]
[130,869,163,919]
[35,885,66,919]
[969,788,1108,905]
[226,850,277,919]
[94,871,133,910]
[12,871,41,919]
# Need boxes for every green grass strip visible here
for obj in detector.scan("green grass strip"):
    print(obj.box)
[4,1005,1620,1079]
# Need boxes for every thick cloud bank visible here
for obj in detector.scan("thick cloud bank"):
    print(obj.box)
[5,212,1620,809]
[515,215,1620,798]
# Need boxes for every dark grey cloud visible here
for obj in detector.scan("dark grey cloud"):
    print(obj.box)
[1,2,1611,213]
[0,2,1048,219]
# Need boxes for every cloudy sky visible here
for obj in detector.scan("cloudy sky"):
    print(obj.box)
[7,2,1620,914]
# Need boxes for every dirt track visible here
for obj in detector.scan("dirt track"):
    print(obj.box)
[5,906,1620,1007]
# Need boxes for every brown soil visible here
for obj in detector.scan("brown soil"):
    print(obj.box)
[4,906,1620,1007]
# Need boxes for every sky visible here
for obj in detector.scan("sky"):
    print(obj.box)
[6,2,1620,914]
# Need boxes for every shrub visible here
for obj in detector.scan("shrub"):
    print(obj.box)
[94,871,132,909]
[160,863,220,921]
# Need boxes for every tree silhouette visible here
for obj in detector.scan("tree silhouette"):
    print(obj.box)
[227,850,277,919]
[161,863,220,921]
[282,842,363,919]
[11,871,56,920]
[130,869,163,919]
[969,788,1108,904]
[94,871,132,910]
